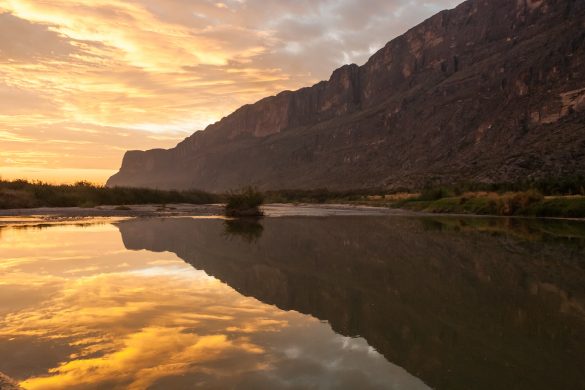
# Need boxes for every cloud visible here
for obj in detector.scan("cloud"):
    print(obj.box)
[0,122,190,183]
[0,12,84,62]
[0,0,460,183]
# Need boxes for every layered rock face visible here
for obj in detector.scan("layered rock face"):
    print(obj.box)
[108,0,585,191]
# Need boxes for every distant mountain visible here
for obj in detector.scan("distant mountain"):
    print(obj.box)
[107,0,585,191]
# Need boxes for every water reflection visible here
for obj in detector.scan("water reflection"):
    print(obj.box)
[0,221,427,390]
[224,218,264,243]
[119,216,585,390]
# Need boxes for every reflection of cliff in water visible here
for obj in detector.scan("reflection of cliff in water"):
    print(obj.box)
[118,216,585,390]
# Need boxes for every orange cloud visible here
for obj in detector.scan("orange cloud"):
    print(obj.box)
[0,0,459,184]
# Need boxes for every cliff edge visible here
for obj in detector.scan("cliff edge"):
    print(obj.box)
[108,0,585,191]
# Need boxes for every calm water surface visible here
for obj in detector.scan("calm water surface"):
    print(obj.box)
[0,216,584,389]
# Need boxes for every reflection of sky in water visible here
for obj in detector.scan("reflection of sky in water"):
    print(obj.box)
[0,223,429,389]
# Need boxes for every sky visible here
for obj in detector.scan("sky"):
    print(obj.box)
[0,0,460,184]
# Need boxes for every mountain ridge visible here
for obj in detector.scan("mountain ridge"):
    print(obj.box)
[107,0,585,191]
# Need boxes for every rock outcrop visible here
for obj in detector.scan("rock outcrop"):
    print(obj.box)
[108,0,585,191]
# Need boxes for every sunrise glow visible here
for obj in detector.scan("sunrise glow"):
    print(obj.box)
[0,0,459,184]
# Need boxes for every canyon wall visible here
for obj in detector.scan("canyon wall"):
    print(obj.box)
[108,0,585,191]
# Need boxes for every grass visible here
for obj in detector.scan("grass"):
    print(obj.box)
[522,196,585,218]
[0,179,218,209]
[225,187,265,217]
[393,191,585,218]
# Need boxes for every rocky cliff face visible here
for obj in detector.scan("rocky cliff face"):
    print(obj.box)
[108,0,585,191]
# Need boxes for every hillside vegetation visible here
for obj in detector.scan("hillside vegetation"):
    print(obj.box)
[0,180,217,209]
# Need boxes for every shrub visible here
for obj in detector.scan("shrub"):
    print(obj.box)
[0,179,218,209]
[225,187,264,217]
[525,197,585,218]
[496,190,543,215]
[418,187,453,201]
[0,189,37,209]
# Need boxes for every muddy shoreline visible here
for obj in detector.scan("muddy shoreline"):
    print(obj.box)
[0,203,413,226]
[1,203,583,227]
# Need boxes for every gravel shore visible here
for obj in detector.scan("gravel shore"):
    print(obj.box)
[0,203,410,227]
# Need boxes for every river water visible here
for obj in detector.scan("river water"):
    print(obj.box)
[0,215,584,389]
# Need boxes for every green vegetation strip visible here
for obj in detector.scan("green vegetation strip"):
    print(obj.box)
[395,194,585,218]
[0,180,217,209]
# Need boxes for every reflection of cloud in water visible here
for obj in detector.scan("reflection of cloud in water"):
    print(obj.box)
[0,223,429,389]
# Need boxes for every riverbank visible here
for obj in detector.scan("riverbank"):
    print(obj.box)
[0,203,413,227]
[353,193,585,219]
[2,201,584,230]
[3,179,585,219]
